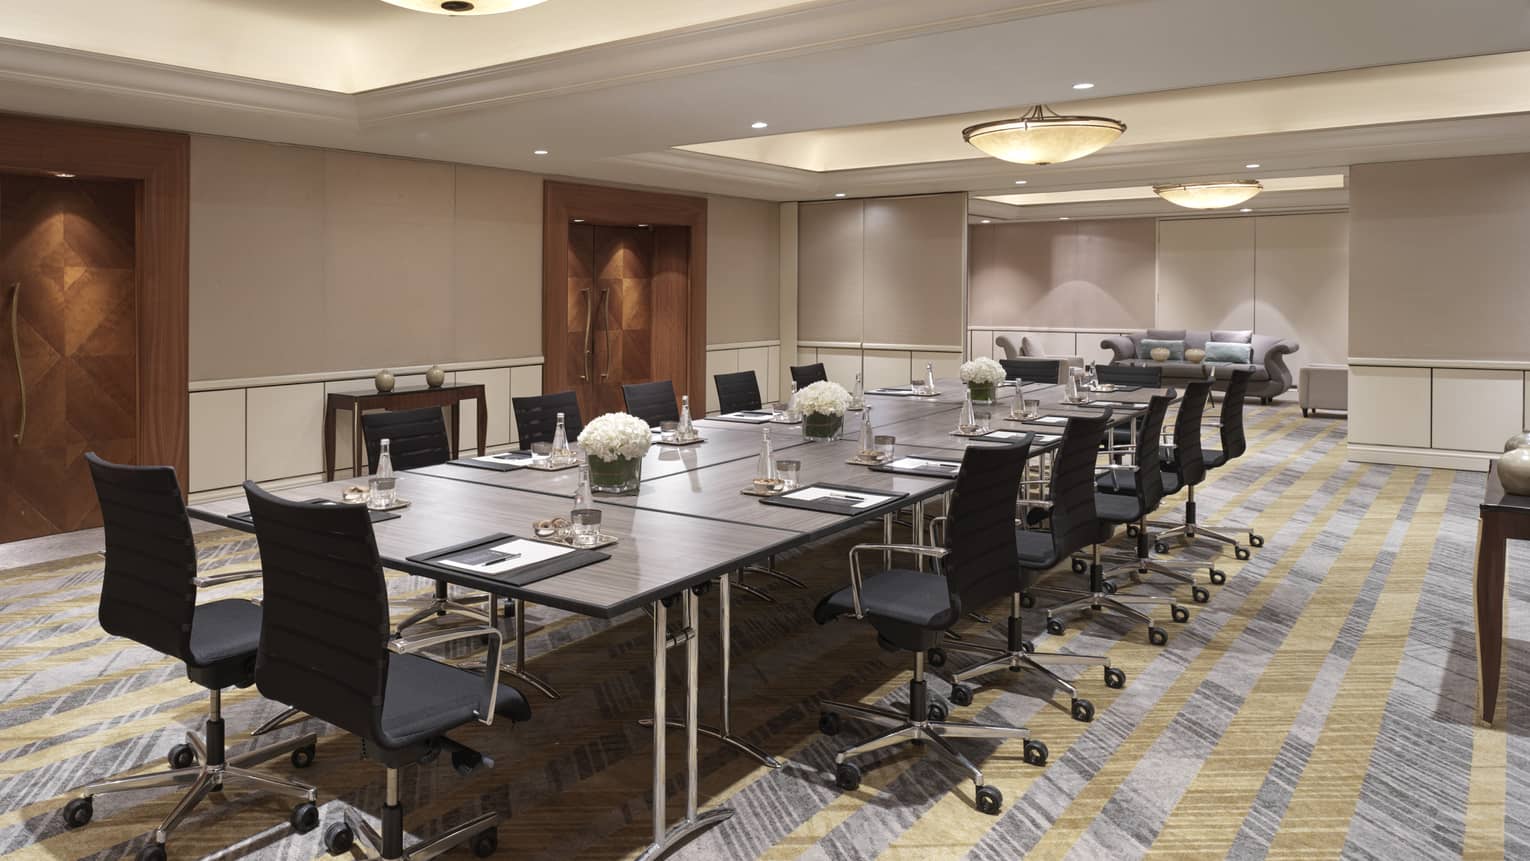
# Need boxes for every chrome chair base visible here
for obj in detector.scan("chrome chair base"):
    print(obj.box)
[1038,586,1175,645]
[633,808,736,861]
[339,806,498,861]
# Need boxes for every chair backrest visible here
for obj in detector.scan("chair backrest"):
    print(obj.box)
[1046,412,1112,561]
[1097,364,1163,387]
[1128,393,1175,513]
[361,407,450,473]
[1217,369,1252,460]
[86,453,199,662]
[622,380,680,427]
[245,482,392,746]
[1169,379,1213,487]
[512,391,583,450]
[714,370,762,414]
[1000,358,1062,384]
[789,363,828,390]
[941,442,1030,608]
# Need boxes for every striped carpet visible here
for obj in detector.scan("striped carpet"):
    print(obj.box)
[0,402,1520,860]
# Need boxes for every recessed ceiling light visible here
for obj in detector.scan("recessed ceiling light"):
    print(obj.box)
[1014,180,1028,185]
[834,192,847,198]
[751,121,769,129]
[980,219,992,224]
[1072,82,1095,90]
[1058,216,1071,220]
[379,0,551,15]
[638,223,649,228]
[1245,163,1260,169]
[1240,208,1253,213]
[51,171,75,178]
[533,149,549,155]
[572,218,585,223]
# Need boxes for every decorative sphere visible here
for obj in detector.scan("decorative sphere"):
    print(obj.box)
[1150,347,1171,362]
[1504,431,1530,452]
[374,370,395,393]
[426,365,446,388]
[1499,447,1530,495]
[1185,348,1206,364]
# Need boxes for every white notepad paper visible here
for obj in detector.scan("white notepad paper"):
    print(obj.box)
[438,538,574,575]
[785,486,897,510]
[1029,416,1068,426]
[981,430,1029,440]
[719,411,774,422]
[888,457,961,472]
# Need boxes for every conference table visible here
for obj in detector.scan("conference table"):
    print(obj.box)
[188,378,1164,860]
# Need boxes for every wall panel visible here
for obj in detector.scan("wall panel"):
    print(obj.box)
[1348,366,1431,448]
[1254,213,1348,375]
[1432,368,1523,452]
[708,196,781,344]
[1156,217,1256,331]
[861,194,965,347]
[797,201,864,342]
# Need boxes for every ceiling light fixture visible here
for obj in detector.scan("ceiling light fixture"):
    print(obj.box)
[834,192,847,198]
[1153,180,1263,209]
[980,219,992,224]
[751,121,769,129]
[1058,216,1070,221]
[1014,180,1028,185]
[1072,82,1095,90]
[1239,208,1253,213]
[51,171,76,178]
[533,149,548,155]
[379,0,549,14]
[962,104,1125,165]
[572,218,585,223]
[1245,163,1261,169]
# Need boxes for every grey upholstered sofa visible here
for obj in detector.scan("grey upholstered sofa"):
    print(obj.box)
[1101,329,1299,402]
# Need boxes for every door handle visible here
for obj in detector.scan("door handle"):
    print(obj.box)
[579,286,593,382]
[599,285,614,381]
[7,281,23,444]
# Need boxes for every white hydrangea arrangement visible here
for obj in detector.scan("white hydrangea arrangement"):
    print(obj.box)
[960,357,1006,385]
[795,380,853,416]
[578,412,653,461]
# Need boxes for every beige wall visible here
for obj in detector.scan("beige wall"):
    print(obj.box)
[1254,212,1349,370]
[797,200,865,343]
[1351,153,1530,361]
[1156,217,1257,331]
[969,219,1156,329]
[706,195,780,345]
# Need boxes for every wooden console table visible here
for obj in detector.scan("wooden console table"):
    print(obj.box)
[1475,461,1530,725]
[324,383,487,480]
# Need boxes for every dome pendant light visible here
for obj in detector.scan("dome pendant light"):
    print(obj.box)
[961,104,1126,165]
[1153,180,1263,209]
[379,0,549,14]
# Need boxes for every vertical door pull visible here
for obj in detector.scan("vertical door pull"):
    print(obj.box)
[8,282,23,444]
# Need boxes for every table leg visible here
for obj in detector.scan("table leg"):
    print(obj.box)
[1475,517,1508,725]
[352,409,363,479]
[324,402,337,482]
[476,391,488,456]
[883,513,894,568]
[912,500,925,569]
[450,402,463,460]
[502,599,561,700]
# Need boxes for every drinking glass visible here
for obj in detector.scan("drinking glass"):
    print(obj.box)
[874,435,896,461]
[531,441,553,462]
[1022,398,1041,419]
[660,420,679,442]
[571,508,602,547]
[911,377,928,396]
[775,458,802,490]
[974,409,992,433]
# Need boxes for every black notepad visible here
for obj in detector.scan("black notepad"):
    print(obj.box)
[448,452,532,472]
[406,532,610,587]
[871,456,965,478]
[759,483,908,515]
[230,498,400,526]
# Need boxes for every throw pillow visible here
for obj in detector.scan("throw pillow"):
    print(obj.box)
[1138,338,1186,361]
[1021,336,1044,357]
[1210,329,1254,344]
[1204,340,1254,364]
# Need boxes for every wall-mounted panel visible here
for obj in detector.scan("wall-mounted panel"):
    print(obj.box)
[816,348,864,390]
[862,194,965,347]
[1156,217,1256,331]
[188,390,245,493]
[1432,368,1524,452]
[1254,213,1348,376]
[1348,366,1431,448]
[452,167,542,364]
[797,201,864,342]
[246,383,325,481]
[863,350,912,390]
[968,219,1155,330]
[455,367,513,450]
[708,196,781,345]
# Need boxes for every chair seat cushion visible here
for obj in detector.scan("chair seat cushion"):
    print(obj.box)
[1098,466,1181,497]
[1016,529,1058,568]
[1094,491,1145,525]
[189,599,262,666]
[1204,448,1227,469]
[378,653,531,751]
[814,569,959,652]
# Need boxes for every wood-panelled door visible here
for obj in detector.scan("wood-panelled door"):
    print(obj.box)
[0,175,138,541]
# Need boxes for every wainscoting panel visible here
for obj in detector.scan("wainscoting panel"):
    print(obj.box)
[246,383,327,482]
[1348,366,1431,448]
[509,364,543,444]
[1431,368,1524,453]
[454,367,513,451]
[704,341,781,412]
[795,343,963,393]
[188,390,245,493]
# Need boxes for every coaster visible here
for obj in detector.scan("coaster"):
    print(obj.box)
[845,451,891,466]
[740,484,788,497]
[654,436,706,447]
[523,459,581,472]
[534,531,620,550]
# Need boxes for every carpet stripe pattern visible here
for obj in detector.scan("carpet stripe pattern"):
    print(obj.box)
[0,403,1518,859]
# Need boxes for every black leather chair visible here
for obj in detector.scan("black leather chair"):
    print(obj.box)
[61,455,320,861]
[1000,358,1063,385]
[512,391,583,450]
[361,407,451,473]
[1096,364,1163,387]
[714,370,763,414]
[814,444,1049,816]
[622,380,680,427]
[243,482,531,861]
[937,417,1126,722]
[1195,368,1266,551]
[789,362,828,390]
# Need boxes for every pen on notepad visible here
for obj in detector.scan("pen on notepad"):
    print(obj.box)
[827,493,865,503]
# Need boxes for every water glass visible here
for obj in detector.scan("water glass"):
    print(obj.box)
[775,458,802,490]
[974,409,992,433]
[659,420,679,442]
[874,435,896,461]
[911,377,929,396]
[530,441,553,462]
[367,476,396,510]
[571,508,602,547]
[1015,398,1040,420]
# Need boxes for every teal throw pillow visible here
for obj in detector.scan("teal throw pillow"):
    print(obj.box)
[1204,341,1254,364]
[1138,338,1185,361]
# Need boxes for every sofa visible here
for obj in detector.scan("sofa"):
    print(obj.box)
[1100,329,1299,402]
[995,335,1083,384]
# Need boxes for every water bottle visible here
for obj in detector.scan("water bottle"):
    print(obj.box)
[570,460,600,546]
[756,425,777,481]
[924,362,937,395]
[851,372,865,409]
[369,439,396,509]
[957,390,977,431]
[786,381,800,421]
[678,395,695,439]
[858,403,876,454]
[551,412,572,463]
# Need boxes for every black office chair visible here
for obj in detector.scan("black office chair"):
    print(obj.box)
[714,370,763,414]
[361,407,451,473]
[512,391,583,450]
[935,418,1126,723]
[789,362,828,390]
[1137,379,1256,559]
[243,482,531,861]
[1096,364,1163,387]
[622,380,680,427]
[1194,368,1266,551]
[61,455,320,861]
[1000,358,1062,385]
[814,444,1049,816]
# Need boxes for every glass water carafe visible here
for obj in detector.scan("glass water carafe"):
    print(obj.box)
[756,425,777,481]
[678,395,695,439]
[957,390,977,431]
[851,372,865,409]
[369,438,396,509]
[924,362,937,395]
[858,403,876,454]
[551,412,572,463]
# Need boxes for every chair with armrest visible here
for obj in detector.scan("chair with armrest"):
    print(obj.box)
[243,482,531,861]
[361,407,452,473]
[622,380,680,427]
[934,418,1127,723]
[813,444,1050,815]
[714,370,763,414]
[1185,368,1265,552]
[60,455,321,861]
[512,391,583,449]
[1000,358,1063,385]
[789,362,828,390]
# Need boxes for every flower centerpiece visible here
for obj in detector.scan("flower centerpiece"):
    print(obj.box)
[960,357,1006,403]
[577,412,652,494]
[796,380,852,442]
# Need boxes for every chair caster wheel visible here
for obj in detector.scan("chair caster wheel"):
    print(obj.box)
[1235,546,1251,561]
[1045,618,1064,636]
[167,743,197,770]
[949,684,973,707]
[1023,738,1048,766]
[976,784,1003,815]
[1071,698,1095,722]
[926,647,947,668]
[1148,626,1168,646]
[818,712,842,736]
[290,801,320,834]
[928,701,948,722]
[1102,579,1118,594]
[1209,569,1226,585]
[1103,666,1126,689]
[835,762,862,791]
[1154,541,1170,555]
[1250,533,1264,547]
[62,798,93,829]
[1071,557,1087,573]
[1126,524,1140,538]
[1021,640,1035,653]
[138,843,167,861]
[1192,586,1210,604]
[323,823,355,856]
[1171,605,1190,624]
[291,744,317,769]
[472,828,499,858]
[1020,592,1036,609]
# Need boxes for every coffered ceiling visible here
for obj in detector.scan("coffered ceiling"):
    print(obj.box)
[2,0,1530,216]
